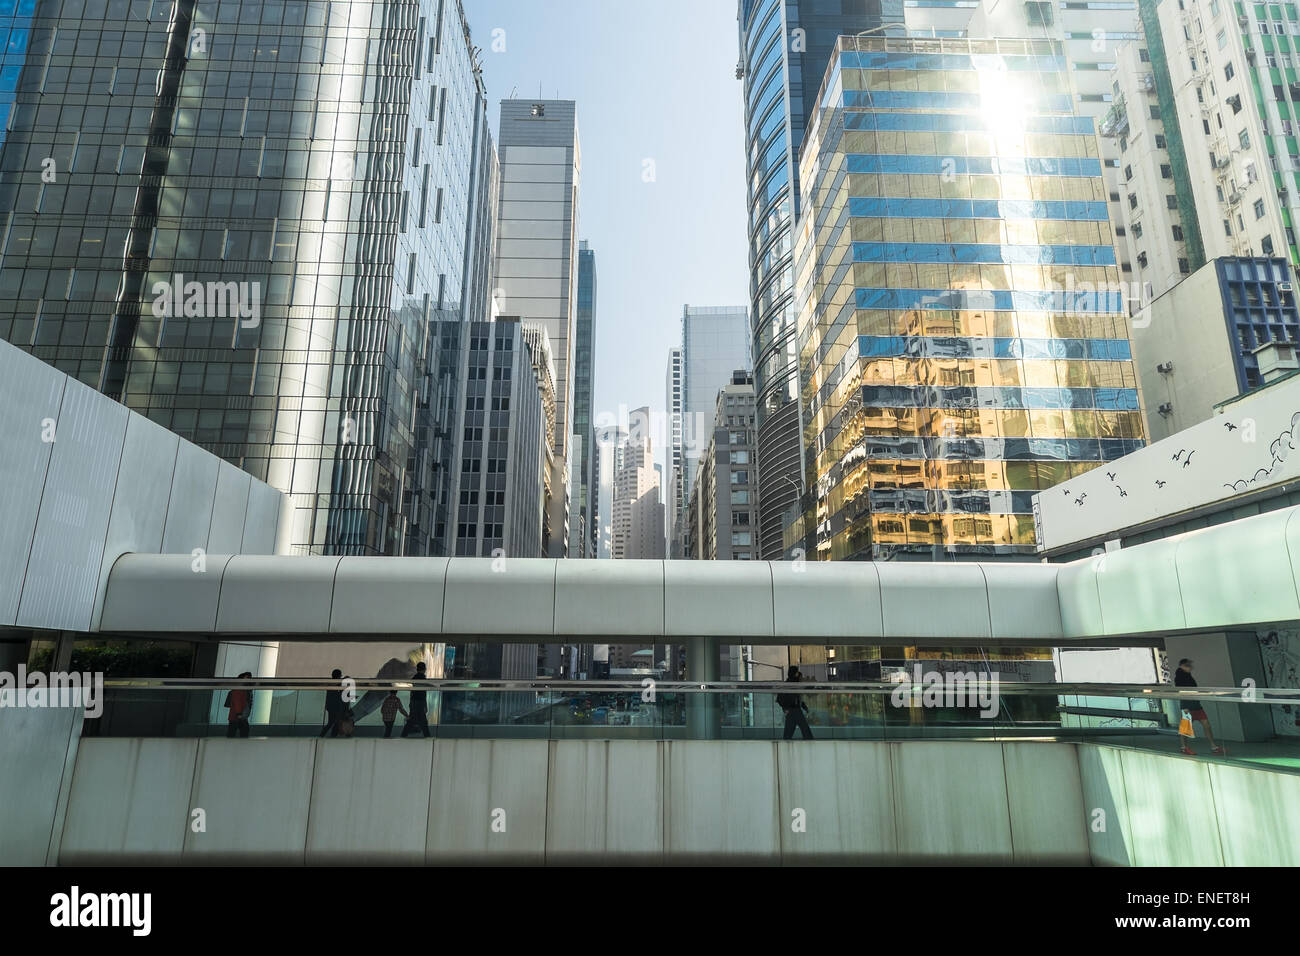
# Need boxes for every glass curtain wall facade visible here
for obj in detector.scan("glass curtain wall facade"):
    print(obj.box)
[797,36,1147,561]
[0,0,496,557]
[738,0,903,559]
[493,99,580,558]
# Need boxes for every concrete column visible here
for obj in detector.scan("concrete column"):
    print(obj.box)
[51,631,76,671]
[685,636,720,739]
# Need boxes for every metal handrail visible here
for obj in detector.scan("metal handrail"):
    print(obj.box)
[81,677,1300,702]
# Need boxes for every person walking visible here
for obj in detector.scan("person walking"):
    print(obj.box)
[401,661,431,738]
[777,665,814,740]
[320,668,345,738]
[224,672,253,738]
[380,690,408,738]
[1174,658,1225,755]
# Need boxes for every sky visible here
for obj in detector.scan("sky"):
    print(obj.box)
[465,0,750,473]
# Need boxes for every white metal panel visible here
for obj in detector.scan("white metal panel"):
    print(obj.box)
[60,739,198,864]
[206,460,251,554]
[554,560,663,636]
[877,563,991,640]
[240,479,283,554]
[982,562,1065,641]
[183,739,315,863]
[771,561,884,639]
[216,555,341,633]
[330,556,448,634]
[1177,508,1300,629]
[1056,556,1107,638]
[17,377,128,631]
[442,558,556,636]
[91,415,180,629]
[1093,537,1186,635]
[664,561,774,638]
[100,553,234,632]
[159,440,219,554]
[0,340,65,625]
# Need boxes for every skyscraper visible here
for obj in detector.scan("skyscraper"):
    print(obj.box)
[493,99,580,557]
[0,0,498,557]
[570,241,598,558]
[452,317,552,558]
[737,0,904,559]
[665,346,684,553]
[796,35,1147,560]
[680,306,751,511]
[611,406,665,559]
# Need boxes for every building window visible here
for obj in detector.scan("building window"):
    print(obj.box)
[1263,234,1276,254]
[1256,198,1267,218]
[1179,258,1190,273]
[1129,192,1138,209]
[1149,105,1161,119]
[1240,129,1251,148]
[1161,163,1173,178]
[1133,221,1143,237]
[1166,194,1179,209]
[1124,164,1133,180]
[1225,61,1235,80]
[1172,224,1184,241]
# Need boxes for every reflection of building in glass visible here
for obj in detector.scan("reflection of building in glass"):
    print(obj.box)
[0,0,498,557]
[795,36,1147,560]
[738,0,902,560]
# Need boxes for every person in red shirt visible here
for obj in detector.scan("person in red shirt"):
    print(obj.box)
[224,672,253,738]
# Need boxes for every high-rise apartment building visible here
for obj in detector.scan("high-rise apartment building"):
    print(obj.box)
[493,99,580,557]
[0,0,498,558]
[738,0,903,560]
[570,241,598,558]
[686,370,759,560]
[796,35,1146,560]
[1105,0,1300,301]
[611,406,665,559]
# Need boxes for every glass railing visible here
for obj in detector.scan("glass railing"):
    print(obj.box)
[67,679,1300,761]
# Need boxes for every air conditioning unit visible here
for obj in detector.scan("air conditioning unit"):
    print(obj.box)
[1228,189,1243,203]
[1158,402,1174,417]
[1247,47,1257,60]
[1239,13,1249,24]
[1217,156,1232,168]
[1280,281,1294,291]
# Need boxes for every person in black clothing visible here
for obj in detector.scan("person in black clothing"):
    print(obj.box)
[401,661,431,738]
[1174,658,1224,755]
[319,668,345,738]
[777,665,813,740]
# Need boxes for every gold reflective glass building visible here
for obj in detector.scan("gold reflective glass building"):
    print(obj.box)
[796,36,1148,561]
